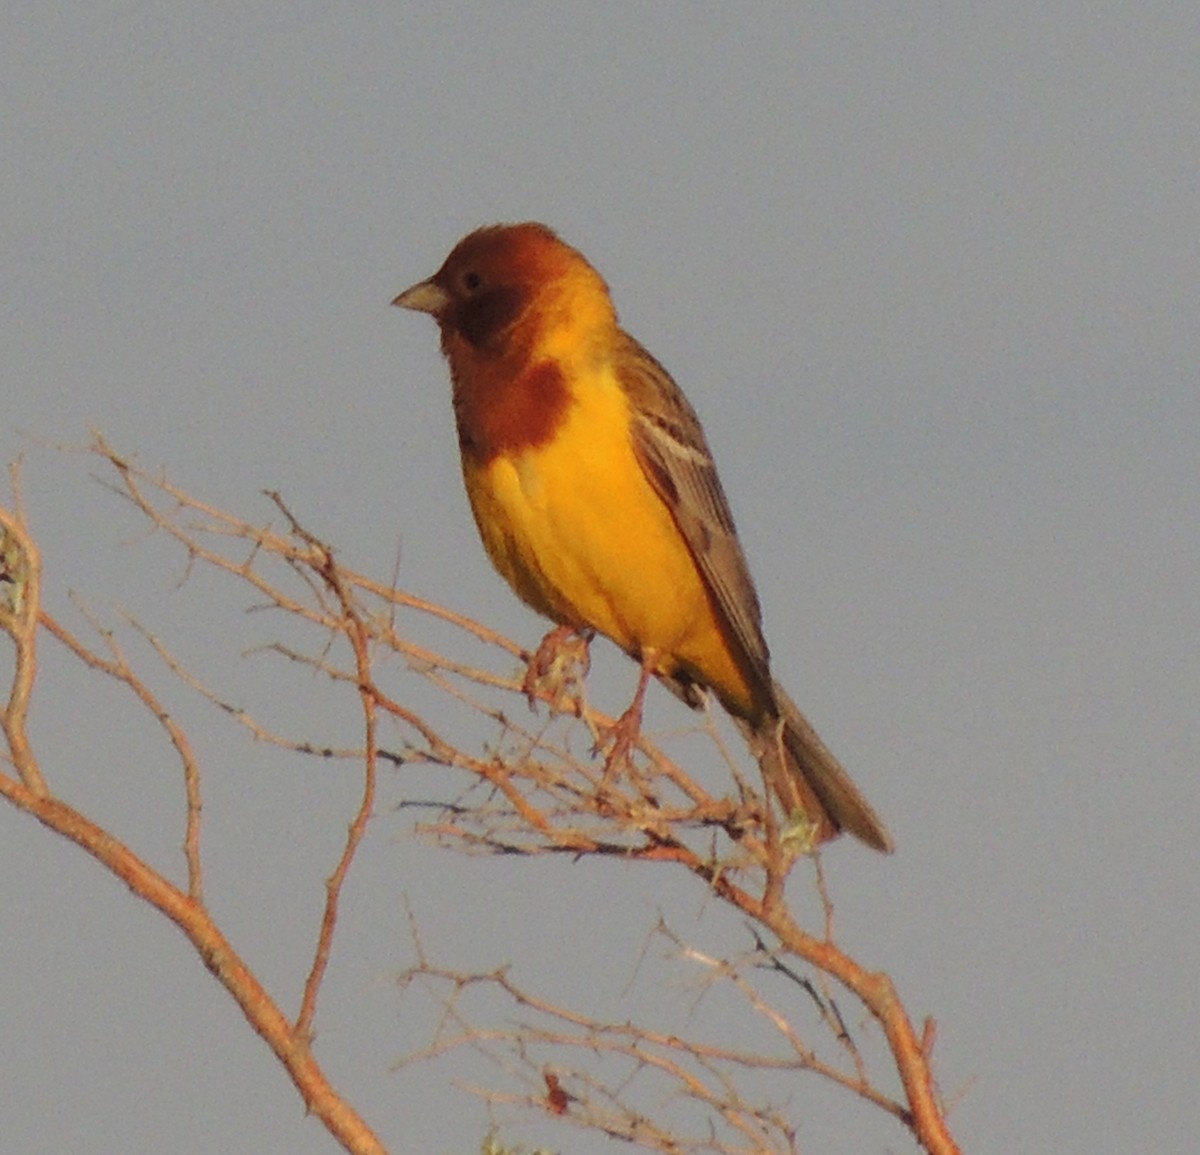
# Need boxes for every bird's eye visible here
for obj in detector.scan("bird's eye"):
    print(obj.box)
[462,271,482,292]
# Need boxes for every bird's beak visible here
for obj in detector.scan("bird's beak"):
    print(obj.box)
[392,278,450,315]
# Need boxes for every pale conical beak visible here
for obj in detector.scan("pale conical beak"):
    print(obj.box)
[392,279,450,315]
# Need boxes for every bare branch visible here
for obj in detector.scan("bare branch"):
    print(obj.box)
[2,438,962,1155]
[1,462,48,796]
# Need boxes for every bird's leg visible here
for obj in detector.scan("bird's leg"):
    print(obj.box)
[598,649,657,779]
[523,625,593,713]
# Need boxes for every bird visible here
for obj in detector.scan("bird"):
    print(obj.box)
[393,223,892,853]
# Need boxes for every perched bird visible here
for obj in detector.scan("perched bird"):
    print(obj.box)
[393,223,892,852]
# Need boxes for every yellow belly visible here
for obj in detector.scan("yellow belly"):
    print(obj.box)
[462,370,751,708]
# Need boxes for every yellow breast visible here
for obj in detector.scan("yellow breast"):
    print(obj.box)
[461,361,752,709]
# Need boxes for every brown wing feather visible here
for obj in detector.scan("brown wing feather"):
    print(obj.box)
[616,332,894,852]
[615,332,775,715]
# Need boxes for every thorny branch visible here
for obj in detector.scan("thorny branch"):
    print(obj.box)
[0,438,961,1155]
[1,451,387,1155]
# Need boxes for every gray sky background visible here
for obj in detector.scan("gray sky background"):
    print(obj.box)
[4,6,1198,1154]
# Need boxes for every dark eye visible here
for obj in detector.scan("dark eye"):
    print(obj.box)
[462,270,482,292]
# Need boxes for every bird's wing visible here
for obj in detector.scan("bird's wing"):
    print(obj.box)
[616,332,775,711]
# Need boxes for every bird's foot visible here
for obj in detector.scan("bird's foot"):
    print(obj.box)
[522,625,592,714]
[596,652,656,782]
[596,698,646,780]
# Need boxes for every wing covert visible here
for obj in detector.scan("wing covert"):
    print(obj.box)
[616,333,775,708]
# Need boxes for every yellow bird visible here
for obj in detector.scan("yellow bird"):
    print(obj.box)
[394,223,892,852]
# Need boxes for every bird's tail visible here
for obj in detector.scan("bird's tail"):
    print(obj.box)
[737,681,893,853]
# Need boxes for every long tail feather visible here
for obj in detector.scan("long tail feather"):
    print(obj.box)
[738,682,893,853]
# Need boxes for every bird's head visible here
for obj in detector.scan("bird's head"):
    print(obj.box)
[393,222,615,355]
